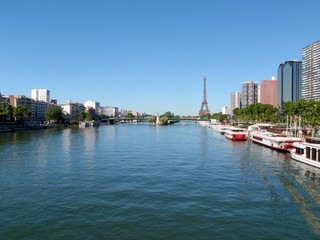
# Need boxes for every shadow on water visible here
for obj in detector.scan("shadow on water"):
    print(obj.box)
[280,158,320,235]
[242,141,320,236]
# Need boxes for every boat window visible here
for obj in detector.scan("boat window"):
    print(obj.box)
[306,147,311,159]
[297,147,304,155]
[318,149,320,162]
[312,148,317,161]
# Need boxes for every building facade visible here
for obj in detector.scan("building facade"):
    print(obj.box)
[221,106,231,115]
[61,101,85,120]
[230,92,241,114]
[32,101,50,121]
[241,81,259,108]
[85,100,100,114]
[261,79,278,108]
[100,106,119,117]
[31,89,50,102]
[277,60,302,108]
[302,40,320,101]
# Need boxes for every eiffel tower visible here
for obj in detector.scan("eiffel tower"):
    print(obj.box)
[199,75,210,115]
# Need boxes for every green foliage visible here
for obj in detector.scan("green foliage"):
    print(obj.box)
[45,106,64,123]
[78,111,87,121]
[233,103,278,123]
[85,113,93,121]
[161,111,175,119]
[210,112,229,122]
[13,105,31,121]
[159,115,169,125]
[99,114,109,119]
[148,116,156,123]
[0,102,13,121]
[70,119,79,125]
[282,99,320,127]
[200,113,211,119]
[125,112,135,118]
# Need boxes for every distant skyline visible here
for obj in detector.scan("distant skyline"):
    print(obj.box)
[1,0,320,115]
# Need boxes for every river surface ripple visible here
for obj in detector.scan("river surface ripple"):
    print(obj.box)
[1,123,320,240]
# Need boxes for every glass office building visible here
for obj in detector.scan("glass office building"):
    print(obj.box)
[277,60,302,108]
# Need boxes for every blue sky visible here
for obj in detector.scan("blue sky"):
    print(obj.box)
[1,0,320,116]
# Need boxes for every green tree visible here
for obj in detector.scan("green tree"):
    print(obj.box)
[159,115,169,125]
[99,114,109,119]
[13,105,31,121]
[200,113,211,119]
[78,111,87,121]
[125,112,135,118]
[148,116,156,123]
[45,106,64,123]
[85,113,93,121]
[0,102,14,121]
[161,111,175,118]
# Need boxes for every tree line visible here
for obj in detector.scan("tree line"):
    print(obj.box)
[0,102,31,122]
[202,99,320,127]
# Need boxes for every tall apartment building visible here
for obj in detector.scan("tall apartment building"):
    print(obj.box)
[302,40,320,101]
[31,89,50,102]
[261,78,278,108]
[241,81,259,108]
[85,100,100,114]
[230,92,241,114]
[277,60,302,108]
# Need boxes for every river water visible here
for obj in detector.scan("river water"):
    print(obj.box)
[1,123,320,239]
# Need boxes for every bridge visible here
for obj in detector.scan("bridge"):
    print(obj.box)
[101,118,209,123]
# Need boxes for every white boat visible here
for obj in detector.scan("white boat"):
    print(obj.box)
[248,123,273,132]
[224,128,247,141]
[79,121,89,128]
[250,131,302,151]
[290,138,320,169]
[79,121,99,127]
[209,124,230,134]
[199,121,210,126]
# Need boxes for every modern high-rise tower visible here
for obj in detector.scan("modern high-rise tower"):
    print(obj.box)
[261,78,278,108]
[199,76,210,115]
[241,81,259,108]
[230,92,241,114]
[302,40,320,101]
[277,60,302,108]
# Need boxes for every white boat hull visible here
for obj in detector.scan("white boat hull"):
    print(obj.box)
[250,132,301,151]
[290,149,320,169]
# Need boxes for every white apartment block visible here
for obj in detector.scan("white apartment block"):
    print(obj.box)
[302,40,320,101]
[221,106,231,115]
[85,100,100,114]
[31,89,50,102]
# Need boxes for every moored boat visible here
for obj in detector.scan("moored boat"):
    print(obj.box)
[290,138,320,169]
[210,124,230,134]
[250,131,302,151]
[224,128,247,141]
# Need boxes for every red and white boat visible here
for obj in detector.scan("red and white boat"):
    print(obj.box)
[250,131,302,151]
[224,128,247,141]
[290,138,320,169]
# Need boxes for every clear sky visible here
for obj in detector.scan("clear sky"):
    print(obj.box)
[1,0,320,116]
